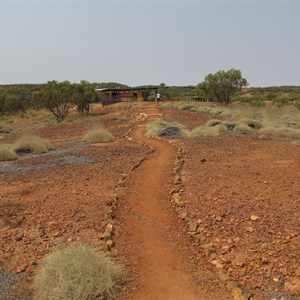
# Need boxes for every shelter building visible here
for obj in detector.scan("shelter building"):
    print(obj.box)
[96,87,158,104]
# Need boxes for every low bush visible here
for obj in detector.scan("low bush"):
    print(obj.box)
[13,136,53,154]
[0,144,17,161]
[83,128,114,143]
[233,123,252,133]
[238,118,263,129]
[259,126,300,139]
[191,123,228,138]
[33,244,125,300]
[145,120,189,138]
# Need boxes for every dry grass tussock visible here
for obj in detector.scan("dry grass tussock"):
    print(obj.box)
[13,136,53,154]
[33,244,125,300]
[191,123,228,138]
[83,128,114,143]
[162,102,300,139]
[0,144,17,161]
[146,120,189,138]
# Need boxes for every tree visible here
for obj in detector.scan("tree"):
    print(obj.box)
[3,94,26,116]
[198,69,248,105]
[36,81,73,122]
[73,81,99,116]
[0,95,4,115]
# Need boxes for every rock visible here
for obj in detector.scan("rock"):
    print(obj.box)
[200,158,206,163]
[202,243,215,255]
[188,221,198,232]
[231,287,247,300]
[246,227,254,233]
[105,240,115,251]
[285,279,300,296]
[100,232,111,240]
[15,233,24,241]
[226,280,238,291]
[176,201,185,208]
[174,175,181,185]
[180,211,187,220]
[105,224,114,234]
[250,215,259,221]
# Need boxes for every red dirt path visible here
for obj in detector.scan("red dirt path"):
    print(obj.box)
[115,105,231,299]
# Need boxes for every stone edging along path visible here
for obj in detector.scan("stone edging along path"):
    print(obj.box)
[99,127,155,252]
[167,139,253,300]
[98,105,252,300]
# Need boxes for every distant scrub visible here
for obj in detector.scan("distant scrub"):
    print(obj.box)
[83,128,114,143]
[13,136,53,154]
[259,126,300,139]
[33,245,125,300]
[0,144,17,161]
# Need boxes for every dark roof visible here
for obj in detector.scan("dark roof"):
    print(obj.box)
[96,87,158,92]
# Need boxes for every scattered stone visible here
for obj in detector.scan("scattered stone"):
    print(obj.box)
[188,221,198,232]
[246,227,254,233]
[216,216,223,222]
[285,279,300,296]
[250,215,259,221]
[180,211,187,220]
[174,175,181,185]
[15,233,24,241]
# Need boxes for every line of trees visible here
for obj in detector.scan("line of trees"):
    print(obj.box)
[0,94,28,117]
[0,81,102,122]
[31,81,101,121]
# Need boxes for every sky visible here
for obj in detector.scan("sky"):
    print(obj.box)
[0,1,299,87]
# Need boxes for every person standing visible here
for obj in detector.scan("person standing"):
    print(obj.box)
[156,91,161,102]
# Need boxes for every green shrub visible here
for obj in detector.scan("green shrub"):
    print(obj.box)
[145,120,189,138]
[273,95,293,108]
[33,245,125,300]
[0,144,17,161]
[13,136,53,154]
[83,128,114,143]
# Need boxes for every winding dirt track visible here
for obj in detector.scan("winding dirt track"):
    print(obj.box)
[115,104,230,300]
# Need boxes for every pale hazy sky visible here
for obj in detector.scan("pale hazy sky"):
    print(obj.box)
[0,1,299,87]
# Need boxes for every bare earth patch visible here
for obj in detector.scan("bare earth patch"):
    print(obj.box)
[181,137,300,299]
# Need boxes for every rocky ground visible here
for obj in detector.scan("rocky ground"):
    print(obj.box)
[162,107,300,300]
[0,104,148,298]
[0,102,299,299]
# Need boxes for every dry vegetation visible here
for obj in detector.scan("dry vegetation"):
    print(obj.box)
[0,144,17,161]
[145,120,189,138]
[0,101,299,300]
[12,136,53,154]
[83,128,115,143]
[161,101,300,139]
[33,245,125,300]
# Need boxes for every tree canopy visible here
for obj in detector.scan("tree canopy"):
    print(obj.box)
[34,81,74,122]
[198,69,248,105]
